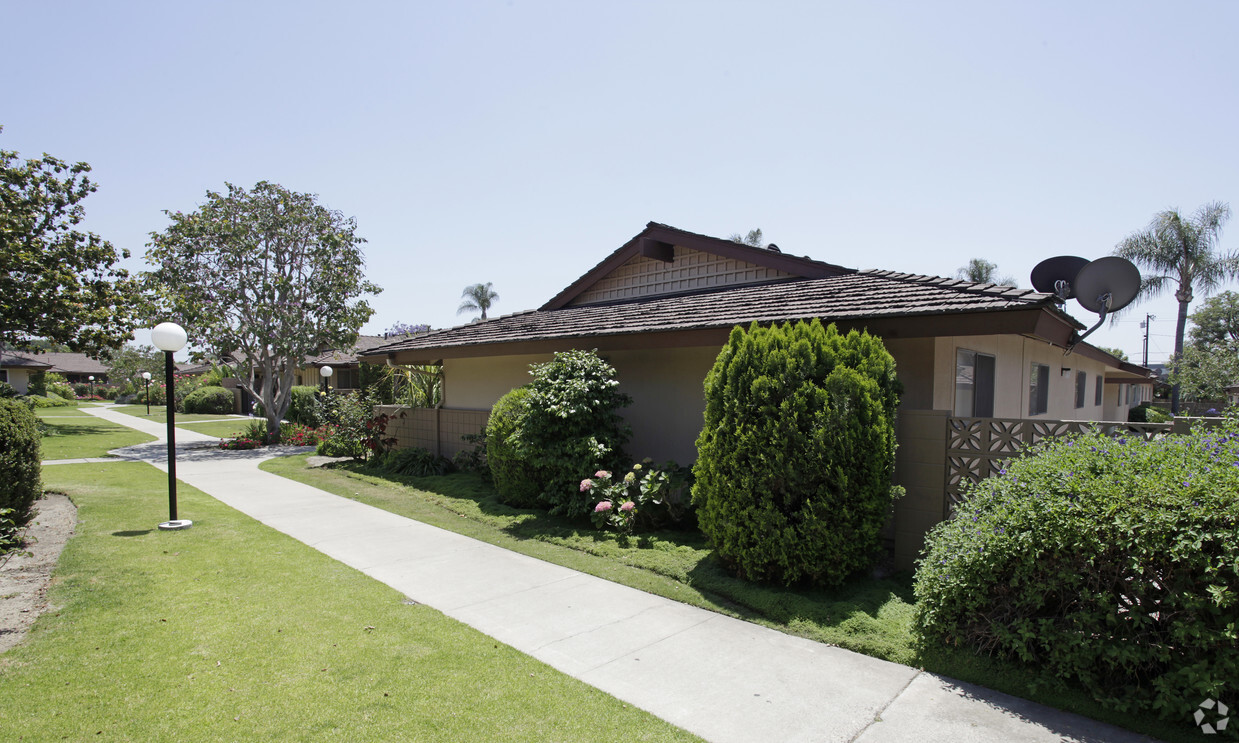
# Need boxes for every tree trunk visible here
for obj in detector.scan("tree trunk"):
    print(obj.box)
[1171,295,1191,415]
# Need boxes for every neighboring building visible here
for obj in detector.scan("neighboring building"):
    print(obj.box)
[0,353,53,395]
[295,335,393,390]
[0,351,111,388]
[1226,384,1239,407]
[363,222,1155,463]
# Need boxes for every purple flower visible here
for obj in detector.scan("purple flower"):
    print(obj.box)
[579,479,594,492]
[619,501,635,512]
[594,501,613,513]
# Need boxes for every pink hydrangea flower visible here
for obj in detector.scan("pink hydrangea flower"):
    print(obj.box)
[594,501,613,513]
[595,470,610,479]
[580,479,594,492]
[619,501,635,512]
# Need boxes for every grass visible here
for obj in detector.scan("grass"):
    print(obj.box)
[176,419,256,439]
[0,462,700,742]
[261,457,1200,743]
[36,410,156,460]
[110,404,248,424]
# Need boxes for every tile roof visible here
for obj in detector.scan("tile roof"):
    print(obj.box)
[0,353,54,369]
[367,270,1067,356]
[307,335,392,365]
[3,352,111,374]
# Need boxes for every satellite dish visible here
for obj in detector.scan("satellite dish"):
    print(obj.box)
[1073,256,1141,314]
[1030,256,1090,299]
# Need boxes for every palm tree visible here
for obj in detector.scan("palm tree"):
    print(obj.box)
[1114,201,1236,414]
[457,282,499,321]
[955,258,1015,286]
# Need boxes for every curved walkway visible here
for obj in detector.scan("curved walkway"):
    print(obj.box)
[76,405,1158,743]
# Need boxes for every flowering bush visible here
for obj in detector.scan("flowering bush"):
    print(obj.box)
[314,391,402,461]
[914,418,1239,723]
[278,422,332,446]
[219,437,262,450]
[586,461,694,533]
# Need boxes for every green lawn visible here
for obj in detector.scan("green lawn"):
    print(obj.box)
[261,457,1197,743]
[0,463,700,743]
[176,419,257,439]
[110,404,249,424]
[37,411,157,459]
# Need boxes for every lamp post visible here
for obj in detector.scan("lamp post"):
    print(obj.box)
[319,365,333,393]
[88,375,95,399]
[142,372,152,415]
[152,322,191,531]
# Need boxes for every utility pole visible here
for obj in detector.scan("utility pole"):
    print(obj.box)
[1140,313,1156,367]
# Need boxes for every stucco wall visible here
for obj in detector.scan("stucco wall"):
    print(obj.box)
[931,335,1114,421]
[3,369,31,395]
[443,354,551,410]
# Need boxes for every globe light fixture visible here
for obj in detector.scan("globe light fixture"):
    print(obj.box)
[152,322,191,531]
[141,371,153,415]
[88,375,95,399]
[319,364,334,392]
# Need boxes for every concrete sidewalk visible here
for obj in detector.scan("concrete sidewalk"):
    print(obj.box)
[79,406,1159,743]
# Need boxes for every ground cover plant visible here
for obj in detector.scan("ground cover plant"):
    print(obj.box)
[694,320,903,587]
[915,420,1239,727]
[262,456,1202,742]
[35,409,155,460]
[0,462,700,743]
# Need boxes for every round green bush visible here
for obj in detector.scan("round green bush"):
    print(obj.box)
[0,399,42,525]
[486,387,542,507]
[913,421,1239,721]
[692,319,902,587]
[1129,402,1171,423]
[182,386,235,415]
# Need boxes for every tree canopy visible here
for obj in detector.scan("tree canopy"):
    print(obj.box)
[0,127,141,355]
[101,344,165,387]
[728,228,764,247]
[1115,201,1235,413]
[458,282,498,321]
[955,258,1015,286]
[1187,290,1239,350]
[144,181,381,438]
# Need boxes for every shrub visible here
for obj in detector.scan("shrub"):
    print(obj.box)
[913,421,1239,722]
[23,393,75,409]
[101,386,120,400]
[1129,402,1171,423]
[0,399,41,526]
[182,386,235,415]
[72,382,90,397]
[585,460,694,534]
[278,422,331,446]
[287,386,322,426]
[314,392,401,461]
[692,320,902,587]
[219,437,262,450]
[45,373,74,400]
[28,370,47,397]
[372,447,455,477]
[522,350,631,517]
[0,382,16,398]
[486,387,541,507]
[0,507,27,557]
[452,431,489,475]
[240,418,268,444]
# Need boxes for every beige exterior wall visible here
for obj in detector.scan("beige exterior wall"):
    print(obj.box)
[883,338,935,410]
[443,354,551,409]
[1102,380,1151,421]
[569,246,795,306]
[2,368,31,395]
[931,334,1115,421]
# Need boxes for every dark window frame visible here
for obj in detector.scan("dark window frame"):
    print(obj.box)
[1029,362,1050,416]
[954,348,996,417]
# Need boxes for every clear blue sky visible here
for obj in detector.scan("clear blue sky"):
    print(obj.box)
[6,1,1236,365]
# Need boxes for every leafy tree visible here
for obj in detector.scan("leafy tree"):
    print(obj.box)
[457,283,499,321]
[101,344,164,387]
[1098,346,1129,362]
[955,258,1015,286]
[1168,341,1239,402]
[144,181,381,440]
[1187,290,1239,350]
[1114,201,1236,414]
[0,127,141,356]
[728,228,764,247]
[385,321,430,337]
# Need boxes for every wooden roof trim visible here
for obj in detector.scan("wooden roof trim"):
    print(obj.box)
[540,222,854,310]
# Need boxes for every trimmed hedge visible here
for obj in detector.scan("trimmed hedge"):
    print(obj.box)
[692,319,902,586]
[0,399,41,525]
[914,421,1239,722]
[182,386,235,415]
[1129,402,1171,423]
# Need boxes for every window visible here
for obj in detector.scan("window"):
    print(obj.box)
[1075,371,1087,409]
[954,349,995,417]
[1029,362,1050,415]
[334,368,360,390]
[1120,384,1128,405]
[0,369,7,384]
[1095,376,1103,406]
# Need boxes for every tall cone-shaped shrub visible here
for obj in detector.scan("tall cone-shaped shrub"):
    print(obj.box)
[692,319,902,586]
